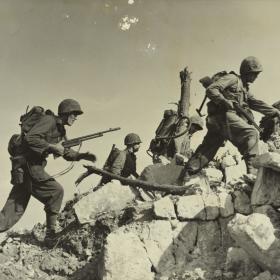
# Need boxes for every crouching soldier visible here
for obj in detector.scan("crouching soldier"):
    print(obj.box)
[183,56,280,179]
[100,133,141,185]
[0,99,97,247]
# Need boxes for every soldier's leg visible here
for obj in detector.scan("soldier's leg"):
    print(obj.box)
[184,115,225,175]
[225,112,259,174]
[0,182,31,232]
[31,179,64,231]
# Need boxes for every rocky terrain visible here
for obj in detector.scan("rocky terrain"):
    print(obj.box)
[1,151,280,280]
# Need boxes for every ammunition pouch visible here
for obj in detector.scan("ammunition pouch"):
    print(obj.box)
[10,155,26,185]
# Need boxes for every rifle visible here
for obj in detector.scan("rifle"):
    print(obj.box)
[62,127,121,148]
[232,103,262,133]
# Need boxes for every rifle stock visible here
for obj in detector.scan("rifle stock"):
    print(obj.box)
[62,127,121,148]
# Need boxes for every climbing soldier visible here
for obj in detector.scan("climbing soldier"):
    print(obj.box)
[1,99,97,247]
[100,133,141,185]
[182,56,280,179]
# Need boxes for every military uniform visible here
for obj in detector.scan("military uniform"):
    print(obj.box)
[0,114,81,232]
[101,149,138,185]
[185,72,279,174]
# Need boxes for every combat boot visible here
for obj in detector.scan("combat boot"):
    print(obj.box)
[44,228,58,248]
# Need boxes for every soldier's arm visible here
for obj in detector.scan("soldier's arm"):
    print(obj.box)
[110,152,126,176]
[206,74,237,104]
[247,93,279,117]
[24,115,56,156]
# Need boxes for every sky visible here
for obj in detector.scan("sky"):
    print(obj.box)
[0,0,280,229]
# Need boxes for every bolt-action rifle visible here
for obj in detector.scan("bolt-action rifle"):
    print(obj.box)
[62,127,121,148]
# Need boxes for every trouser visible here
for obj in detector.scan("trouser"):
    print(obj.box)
[185,111,259,175]
[0,176,64,233]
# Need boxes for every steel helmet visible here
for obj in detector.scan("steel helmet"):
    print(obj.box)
[240,56,263,75]
[124,133,142,146]
[58,99,83,116]
[189,115,204,130]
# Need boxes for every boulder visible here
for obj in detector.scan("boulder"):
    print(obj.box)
[172,221,198,268]
[203,167,223,186]
[251,167,280,207]
[153,196,176,220]
[74,181,136,224]
[252,152,280,172]
[218,191,234,217]
[176,195,206,220]
[139,163,184,185]
[224,164,246,183]
[225,247,260,278]
[99,229,154,280]
[202,193,220,220]
[138,220,175,275]
[233,190,252,215]
[228,213,280,275]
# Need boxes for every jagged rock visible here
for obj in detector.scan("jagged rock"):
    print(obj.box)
[221,154,238,169]
[202,193,220,220]
[254,205,280,238]
[203,167,223,186]
[225,247,260,278]
[197,221,221,256]
[139,220,175,275]
[218,191,234,217]
[224,164,246,183]
[228,213,280,275]
[139,163,184,185]
[172,221,198,269]
[251,167,280,207]
[74,181,137,224]
[253,271,273,280]
[153,196,176,220]
[184,174,212,195]
[176,195,206,220]
[253,152,280,172]
[99,229,154,280]
[233,190,252,215]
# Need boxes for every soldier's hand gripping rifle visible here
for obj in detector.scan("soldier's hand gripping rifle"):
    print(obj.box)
[62,127,121,148]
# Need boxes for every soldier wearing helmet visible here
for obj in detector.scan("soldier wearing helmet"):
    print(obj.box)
[182,56,280,178]
[100,133,142,185]
[0,99,97,248]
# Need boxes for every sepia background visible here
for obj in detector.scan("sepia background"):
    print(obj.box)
[0,0,279,229]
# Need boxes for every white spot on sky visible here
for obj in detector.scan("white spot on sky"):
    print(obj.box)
[119,16,139,31]
[128,0,135,5]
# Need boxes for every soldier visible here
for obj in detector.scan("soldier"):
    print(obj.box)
[183,56,280,178]
[100,133,141,185]
[1,99,97,247]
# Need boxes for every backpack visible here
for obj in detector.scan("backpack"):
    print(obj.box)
[100,144,122,184]
[148,109,179,157]
[8,106,48,157]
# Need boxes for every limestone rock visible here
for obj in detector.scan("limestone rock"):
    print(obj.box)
[224,164,246,183]
[100,229,154,280]
[218,191,234,217]
[251,167,280,207]
[203,167,223,186]
[228,213,280,275]
[184,174,212,195]
[197,221,221,255]
[225,247,260,278]
[254,205,280,238]
[172,221,198,268]
[202,193,220,220]
[233,190,252,215]
[176,195,206,220]
[139,163,184,185]
[252,152,280,172]
[153,196,176,220]
[74,181,136,224]
[139,220,175,275]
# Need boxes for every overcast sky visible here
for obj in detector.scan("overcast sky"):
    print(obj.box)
[0,0,279,229]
